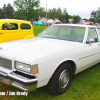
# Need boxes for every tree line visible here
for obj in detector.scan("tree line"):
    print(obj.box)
[0,0,81,23]
[0,0,98,23]
[0,3,14,19]
[89,7,100,23]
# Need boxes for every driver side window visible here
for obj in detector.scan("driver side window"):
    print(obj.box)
[87,28,98,43]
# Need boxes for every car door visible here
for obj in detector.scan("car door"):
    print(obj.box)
[83,28,100,69]
[0,23,19,43]
[18,23,33,39]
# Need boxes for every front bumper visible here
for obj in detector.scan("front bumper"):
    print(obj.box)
[0,71,37,92]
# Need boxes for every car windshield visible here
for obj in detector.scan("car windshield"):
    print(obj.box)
[38,25,85,43]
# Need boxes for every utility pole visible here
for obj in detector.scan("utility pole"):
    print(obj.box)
[46,0,47,26]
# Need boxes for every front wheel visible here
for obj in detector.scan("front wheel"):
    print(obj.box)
[47,62,73,95]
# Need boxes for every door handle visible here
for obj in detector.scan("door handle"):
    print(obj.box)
[0,33,2,34]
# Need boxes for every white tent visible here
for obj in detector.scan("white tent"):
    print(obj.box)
[55,19,61,22]
[47,19,54,24]
[55,19,63,24]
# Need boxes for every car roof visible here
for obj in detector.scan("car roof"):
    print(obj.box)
[52,24,100,28]
[0,19,30,24]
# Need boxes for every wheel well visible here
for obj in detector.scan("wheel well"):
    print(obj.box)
[47,60,76,85]
[67,60,76,74]
[55,60,76,76]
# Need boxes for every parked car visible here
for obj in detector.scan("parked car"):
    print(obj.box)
[33,21,43,25]
[0,24,100,95]
[0,19,34,43]
[55,21,63,24]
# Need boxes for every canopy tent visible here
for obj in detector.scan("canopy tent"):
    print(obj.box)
[55,19,63,24]
[78,20,84,24]
[55,19,61,22]
[47,19,54,24]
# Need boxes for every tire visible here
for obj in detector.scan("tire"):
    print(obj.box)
[47,62,73,95]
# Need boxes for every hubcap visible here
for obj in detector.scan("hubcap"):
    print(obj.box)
[59,69,70,88]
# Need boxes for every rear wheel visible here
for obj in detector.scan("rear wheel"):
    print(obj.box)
[47,62,73,95]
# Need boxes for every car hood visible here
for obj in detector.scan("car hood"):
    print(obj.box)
[0,38,81,59]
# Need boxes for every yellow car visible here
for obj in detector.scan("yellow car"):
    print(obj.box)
[0,19,34,43]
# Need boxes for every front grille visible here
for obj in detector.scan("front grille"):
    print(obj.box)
[0,57,12,70]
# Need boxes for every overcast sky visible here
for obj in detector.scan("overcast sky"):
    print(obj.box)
[0,0,100,19]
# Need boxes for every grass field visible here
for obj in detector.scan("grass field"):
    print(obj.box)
[33,25,47,36]
[0,25,100,100]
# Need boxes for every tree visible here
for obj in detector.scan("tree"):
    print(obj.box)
[6,3,14,19]
[48,9,53,19]
[14,0,40,20]
[89,18,95,22]
[91,10,97,23]
[47,7,64,21]
[66,13,69,23]
[52,8,56,20]
[68,15,73,19]
[2,3,14,19]
[91,11,97,18]
[58,14,63,22]
[38,7,45,17]
[14,10,26,19]
[2,4,7,18]
[90,7,100,23]
[73,15,81,23]
[0,8,3,18]
[48,8,57,19]
[96,7,100,23]
[62,8,67,20]
[56,7,62,18]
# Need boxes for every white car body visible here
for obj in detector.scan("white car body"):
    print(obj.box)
[0,24,100,95]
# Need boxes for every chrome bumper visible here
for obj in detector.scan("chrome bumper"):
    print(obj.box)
[0,71,37,92]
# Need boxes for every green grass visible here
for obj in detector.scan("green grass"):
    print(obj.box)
[0,26,100,100]
[32,25,47,36]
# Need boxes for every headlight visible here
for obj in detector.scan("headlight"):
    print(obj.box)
[15,61,38,74]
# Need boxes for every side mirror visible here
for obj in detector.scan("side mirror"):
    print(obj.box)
[89,39,95,43]
[86,38,95,45]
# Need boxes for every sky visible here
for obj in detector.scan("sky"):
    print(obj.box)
[0,0,100,19]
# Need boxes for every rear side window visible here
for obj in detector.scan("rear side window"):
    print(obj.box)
[20,24,31,30]
[2,23,18,30]
[87,28,98,42]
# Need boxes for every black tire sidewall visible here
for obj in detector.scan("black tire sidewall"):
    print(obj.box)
[54,62,73,95]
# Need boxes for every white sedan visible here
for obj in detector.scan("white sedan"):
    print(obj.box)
[0,24,100,95]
